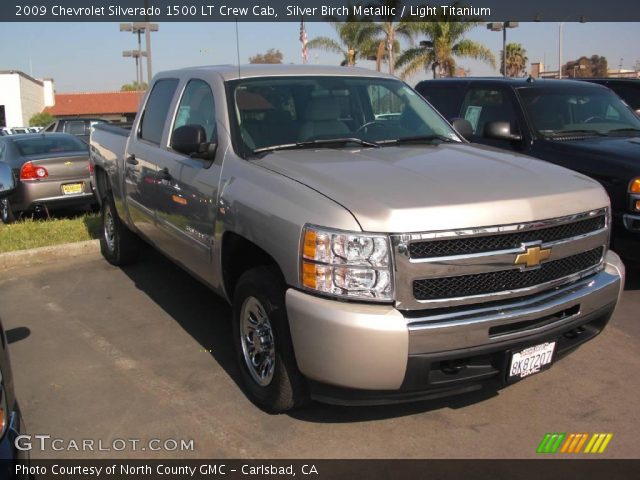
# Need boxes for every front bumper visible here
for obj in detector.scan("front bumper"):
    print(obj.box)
[286,251,625,405]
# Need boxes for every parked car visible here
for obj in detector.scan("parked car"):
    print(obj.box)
[0,133,95,223]
[0,172,29,461]
[577,78,640,115]
[44,117,109,143]
[90,65,624,413]
[8,128,30,135]
[416,78,640,265]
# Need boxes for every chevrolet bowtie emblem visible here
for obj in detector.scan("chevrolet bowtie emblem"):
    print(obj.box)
[64,161,73,166]
[515,246,551,268]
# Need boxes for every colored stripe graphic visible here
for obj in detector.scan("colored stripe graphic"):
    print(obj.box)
[538,433,612,454]
[537,433,565,453]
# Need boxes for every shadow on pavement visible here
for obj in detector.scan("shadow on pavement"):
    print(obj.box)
[119,249,504,423]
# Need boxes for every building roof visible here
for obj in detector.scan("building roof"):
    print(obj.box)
[0,70,44,86]
[44,91,145,116]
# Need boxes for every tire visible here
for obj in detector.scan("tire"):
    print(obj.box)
[0,198,15,224]
[99,194,141,266]
[232,266,309,413]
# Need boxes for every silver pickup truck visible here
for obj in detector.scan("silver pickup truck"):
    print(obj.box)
[89,65,625,413]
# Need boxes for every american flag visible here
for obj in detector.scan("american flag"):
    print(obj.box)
[299,17,308,64]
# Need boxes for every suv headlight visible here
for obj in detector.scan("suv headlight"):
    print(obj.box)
[300,225,393,301]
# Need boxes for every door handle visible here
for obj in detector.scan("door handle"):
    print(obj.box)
[126,154,138,165]
[159,167,172,181]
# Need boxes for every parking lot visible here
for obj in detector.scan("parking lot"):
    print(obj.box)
[0,250,638,459]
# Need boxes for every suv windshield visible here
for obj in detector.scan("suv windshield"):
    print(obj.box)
[226,76,460,156]
[518,86,640,137]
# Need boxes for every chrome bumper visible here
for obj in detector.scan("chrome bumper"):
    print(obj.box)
[286,251,624,391]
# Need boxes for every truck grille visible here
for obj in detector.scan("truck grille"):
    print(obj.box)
[413,247,604,301]
[409,214,605,259]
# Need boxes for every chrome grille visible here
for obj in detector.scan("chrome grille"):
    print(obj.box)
[391,208,609,310]
[413,247,604,301]
[409,215,605,259]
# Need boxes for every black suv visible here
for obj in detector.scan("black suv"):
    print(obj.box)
[577,78,640,115]
[415,78,640,264]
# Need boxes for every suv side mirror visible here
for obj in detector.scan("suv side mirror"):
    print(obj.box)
[0,162,16,198]
[171,124,217,160]
[450,118,473,139]
[484,121,522,141]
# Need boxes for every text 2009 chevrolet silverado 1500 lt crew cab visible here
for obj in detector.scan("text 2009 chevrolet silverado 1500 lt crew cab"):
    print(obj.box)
[89,65,625,413]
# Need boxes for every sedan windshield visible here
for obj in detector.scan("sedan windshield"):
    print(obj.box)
[518,86,640,137]
[226,76,460,156]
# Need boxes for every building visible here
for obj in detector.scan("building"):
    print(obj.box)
[43,90,145,123]
[0,70,55,128]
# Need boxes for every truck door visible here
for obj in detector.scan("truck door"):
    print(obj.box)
[124,78,179,242]
[152,78,220,283]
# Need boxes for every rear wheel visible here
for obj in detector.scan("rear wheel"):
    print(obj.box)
[0,198,15,224]
[232,266,308,413]
[100,194,141,266]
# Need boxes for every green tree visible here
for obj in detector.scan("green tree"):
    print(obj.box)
[121,81,148,91]
[395,15,495,79]
[563,55,608,78]
[369,0,417,75]
[29,111,55,127]
[501,43,528,77]
[249,48,284,64]
[307,8,380,67]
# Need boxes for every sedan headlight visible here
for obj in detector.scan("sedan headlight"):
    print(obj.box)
[300,225,393,301]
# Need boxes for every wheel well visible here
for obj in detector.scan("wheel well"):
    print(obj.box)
[222,232,283,299]
[94,165,110,203]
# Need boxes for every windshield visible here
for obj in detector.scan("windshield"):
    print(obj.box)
[518,86,640,136]
[226,76,460,156]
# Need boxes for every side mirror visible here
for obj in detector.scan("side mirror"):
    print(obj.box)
[171,124,217,160]
[484,121,522,141]
[450,118,473,140]
[0,162,16,199]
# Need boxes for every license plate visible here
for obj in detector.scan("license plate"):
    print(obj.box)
[508,341,556,381]
[62,183,83,195]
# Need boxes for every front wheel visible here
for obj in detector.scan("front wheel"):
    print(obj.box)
[232,267,308,413]
[100,194,141,266]
[0,198,15,224]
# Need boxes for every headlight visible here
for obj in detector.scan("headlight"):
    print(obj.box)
[300,225,393,301]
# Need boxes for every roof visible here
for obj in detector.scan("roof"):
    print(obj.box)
[416,77,610,89]
[0,70,44,86]
[157,64,396,82]
[44,91,145,116]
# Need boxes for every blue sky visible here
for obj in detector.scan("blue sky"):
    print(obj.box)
[0,22,637,91]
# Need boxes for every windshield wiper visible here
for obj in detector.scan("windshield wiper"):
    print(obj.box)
[545,129,607,138]
[253,137,380,155]
[604,127,640,135]
[377,134,457,145]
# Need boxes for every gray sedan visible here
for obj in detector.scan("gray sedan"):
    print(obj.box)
[0,133,95,223]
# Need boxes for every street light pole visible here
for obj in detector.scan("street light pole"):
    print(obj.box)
[558,15,586,80]
[487,22,518,77]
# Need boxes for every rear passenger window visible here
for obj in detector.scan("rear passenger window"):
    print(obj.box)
[140,79,179,144]
[173,79,216,142]
[460,88,519,138]
[417,85,464,120]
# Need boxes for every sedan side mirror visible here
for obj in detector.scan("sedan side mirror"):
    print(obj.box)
[484,121,522,141]
[171,124,217,160]
[450,118,473,140]
[0,162,16,198]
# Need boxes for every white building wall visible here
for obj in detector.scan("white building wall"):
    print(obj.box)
[18,75,45,126]
[0,74,23,128]
[43,79,55,107]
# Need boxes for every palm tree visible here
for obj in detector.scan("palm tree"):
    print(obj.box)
[501,43,528,77]
[369,0,417,75]
[395,20,495,79]
[307,17,380,67]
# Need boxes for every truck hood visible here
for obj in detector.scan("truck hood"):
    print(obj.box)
[255,143,609,233]
[546,135,640,169]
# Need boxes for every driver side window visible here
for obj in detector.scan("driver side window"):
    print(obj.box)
[173,79,216,142]
[460,88,520,140]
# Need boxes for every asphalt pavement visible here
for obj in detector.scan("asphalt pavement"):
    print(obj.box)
[0,250,638,459]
